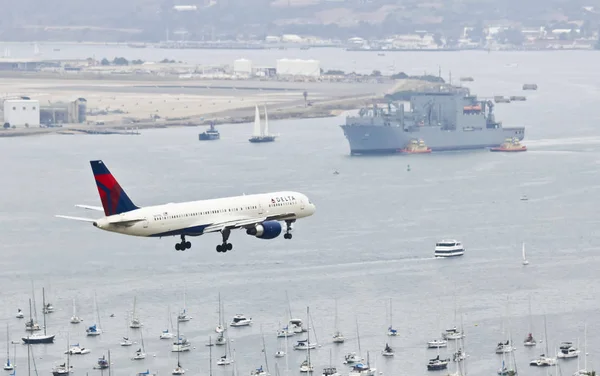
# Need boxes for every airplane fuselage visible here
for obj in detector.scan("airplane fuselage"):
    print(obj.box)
[93,191,314,238]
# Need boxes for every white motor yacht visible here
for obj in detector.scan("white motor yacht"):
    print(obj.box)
[322,367,340,376]
[558,342,580,359]
[293,339,316,350]
[277,326,295,338]
[442,327,465,340]
[289,319,306,333]
[435,240,465,258]
[230,314,252,327]
[172,337,191,352]
[343,353,364,364]
[333,332,345,344]
[428,339,448,348]
[496,341,515,354]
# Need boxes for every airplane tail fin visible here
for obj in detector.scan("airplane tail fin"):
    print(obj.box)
[90,160,139,216]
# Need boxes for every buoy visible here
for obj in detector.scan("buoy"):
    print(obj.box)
[407,164,411,171]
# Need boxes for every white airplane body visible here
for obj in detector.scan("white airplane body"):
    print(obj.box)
[57,160,316,252]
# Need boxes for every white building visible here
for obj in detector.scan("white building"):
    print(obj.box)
[3,99,40,128]
[233,58,253,76]
[276,59,320,77]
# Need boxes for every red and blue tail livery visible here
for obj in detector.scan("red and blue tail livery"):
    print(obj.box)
[90,160,138,216]
[57,161,315,253]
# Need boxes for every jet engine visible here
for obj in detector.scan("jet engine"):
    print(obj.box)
[246,221,282,239]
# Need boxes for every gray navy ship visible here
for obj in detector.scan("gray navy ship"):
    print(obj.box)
[340,85,525,155]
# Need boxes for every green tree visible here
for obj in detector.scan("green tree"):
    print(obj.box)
[100,58,110,66]
[113,57,129,65]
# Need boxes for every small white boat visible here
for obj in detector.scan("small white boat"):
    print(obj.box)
[524,333,537,346]
[65,344,91,355]
[172,337,191,352]
[293,339,316,350]
[349,363,376,376]
[530,355,556,366]
[435,240,465,258]
[442,327,465,340]
[215,333,227,346]
[217,355,233,366]
[15,309,24,319]
[277,327,295,338]
[428,339,448,348]
[230,314,252,327]
[387,326,398,336]
[453,348,467,362]
[160,330,175,339]
[322,367,340,376]
[172,365,185,375]
[289,318,306,333]
[70,299,82,324]
[43,303,55,314]
[343,352,364,364]
[52,363,73,376]
[86,324,102,336]
[216,325,225,333]
[496,341,515,354]
[3,326,14,371]
[177,309,192,322]
[522,243,529,265]
[333,332,345,343]
[557,342,580,359]
[382,344,394,357]
[300,360,314,373]
[132,348,146,360]
[250,366,268,376]
[120,337,133,346]
[274,351,286,358]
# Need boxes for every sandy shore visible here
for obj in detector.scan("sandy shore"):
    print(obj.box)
[0,76,429,137]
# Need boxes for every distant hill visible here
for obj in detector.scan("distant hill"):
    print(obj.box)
[2,0,600,42]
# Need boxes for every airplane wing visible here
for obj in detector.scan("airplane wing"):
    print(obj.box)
[75,205,104,211]
[55,215,96,222]
[201,212,296,234]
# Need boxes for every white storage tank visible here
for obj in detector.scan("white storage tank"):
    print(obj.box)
[276,59,321,77]
[3,99,40,128]
[233,58,253,76]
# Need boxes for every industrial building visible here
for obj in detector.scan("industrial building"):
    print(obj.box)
[3,98,40,128]
[40,98,87,125]
[233,58,253,76]
[276,59,321,77]
[0,58,61,72]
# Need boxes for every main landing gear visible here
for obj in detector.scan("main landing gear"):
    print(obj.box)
[283,220,294,239]
[175,235,191,251]
[216,228,233,253]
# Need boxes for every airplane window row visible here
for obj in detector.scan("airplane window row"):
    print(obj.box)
[152,206,258,221]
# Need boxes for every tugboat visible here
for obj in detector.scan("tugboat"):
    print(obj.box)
[490,138,527,152]
[399,139,432,154]
[199,123,220,141]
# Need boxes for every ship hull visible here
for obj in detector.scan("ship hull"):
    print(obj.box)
[22,334,55,344]
[340,125,525,155]
[249,136,276,143]
[199,133,220,141]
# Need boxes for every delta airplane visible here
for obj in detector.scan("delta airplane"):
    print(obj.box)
[57,160,316,252]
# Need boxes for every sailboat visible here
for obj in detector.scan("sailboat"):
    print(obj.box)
[3,324,13,370]
[529,316,556,366]
[160,306,176,339]
[70,299,82,324]
[522,243,529,265]
[496,297,515,354]
[343,319,364,365]
[22,289,55,344]
[94,351,110,370]
[216,293,225,333]
[15,309,24,319]
[130,296,143,328]
[52,336,73,375]
[249,105,276,143]
[25,285,40,332]
[86,293,102,336]
[172,333,185,375]
[172,318,191,352]
[299,307,314,373]
[387,298,398,336]
[574,324,593,376]
[332,299,344,344]
[132,330,146,360]
[178,287,192,322]
[121,313,134,346]
[524,296,537,346]
[217,333,234,365]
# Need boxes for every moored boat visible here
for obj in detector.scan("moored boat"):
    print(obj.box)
[490,138,527,152]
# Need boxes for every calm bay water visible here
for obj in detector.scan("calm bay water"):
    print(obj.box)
[1,46,600,376]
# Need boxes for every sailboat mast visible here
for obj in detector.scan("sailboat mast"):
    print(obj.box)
[27,343,30,376]
[263,105,269,136]
[306,307,311,367]
[355,318,362,356]
[209,336,213,376]
[42,288,47,336]
[108,350,111,376]
[389,298,393,328]
[261,329,270,374]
